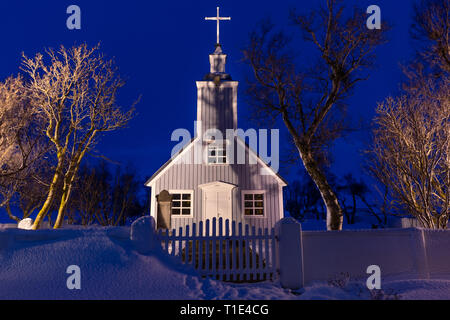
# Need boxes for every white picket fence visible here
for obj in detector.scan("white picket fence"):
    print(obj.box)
[156,218,278,282]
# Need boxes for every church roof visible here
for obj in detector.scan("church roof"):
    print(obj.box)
[144,136,288,187]
[144,137,196,186]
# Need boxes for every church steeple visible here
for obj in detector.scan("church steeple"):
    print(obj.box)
[204,8,232,81]
[209,45,226,74]
[205,44,232,81]
[196,7,238,137]
[205,7,231,47]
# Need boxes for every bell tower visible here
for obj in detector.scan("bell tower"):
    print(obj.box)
[196,7,238,138]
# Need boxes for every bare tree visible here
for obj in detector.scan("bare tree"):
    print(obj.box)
[285,172,326,221]
[369,0,449,229]
[67,162,145,226]
[337,173,388,226]
[411,0,450,75]
[1,165,52,223]
[243,0,387,230]
[370,80,449,229]
[0,76,45,179]
[0,75,50,221]
[67,163,108,226]
[21,44,136,229]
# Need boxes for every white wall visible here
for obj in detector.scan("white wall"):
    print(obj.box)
[292,227,450,285]
[424,230,450,277]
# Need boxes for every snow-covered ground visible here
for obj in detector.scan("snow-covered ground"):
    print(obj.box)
[0,224,449,300]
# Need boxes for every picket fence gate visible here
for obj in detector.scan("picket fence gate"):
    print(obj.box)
[156,217,278,282]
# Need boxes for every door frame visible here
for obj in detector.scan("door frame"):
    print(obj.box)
[198,181,236,222]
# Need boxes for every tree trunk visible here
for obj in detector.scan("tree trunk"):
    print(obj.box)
[53,132,98,229]
[54,159,83,229]
[32,165,62,230]
[54,173,76,229]
[298,146,343,230]
[54,186,71,229]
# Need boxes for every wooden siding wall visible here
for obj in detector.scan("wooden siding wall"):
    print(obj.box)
[150,80,282,231]
[151,140,281,231]
[198,82,237,135]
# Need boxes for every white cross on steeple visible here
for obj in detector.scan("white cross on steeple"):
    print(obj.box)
[205,7,231,45]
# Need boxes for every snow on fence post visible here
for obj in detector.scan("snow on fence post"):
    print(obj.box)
[131,216,157,254]
[276,217,304,290]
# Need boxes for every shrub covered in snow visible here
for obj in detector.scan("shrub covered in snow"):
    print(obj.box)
[17,218,33,230]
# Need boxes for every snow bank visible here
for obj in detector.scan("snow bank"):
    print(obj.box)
[0,225,291,300]
[294,278,450,300]
[0,226,202,299]
[1,224,449,300]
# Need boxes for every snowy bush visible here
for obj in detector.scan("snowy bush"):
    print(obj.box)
[17,218,33,230]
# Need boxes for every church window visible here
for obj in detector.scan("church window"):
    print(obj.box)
[170,191,193,216]
[207,143,227,164]
[242,191,265,217]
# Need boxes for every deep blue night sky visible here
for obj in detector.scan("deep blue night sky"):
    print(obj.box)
[0,0,416,186]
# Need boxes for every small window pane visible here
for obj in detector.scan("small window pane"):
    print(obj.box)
[255,201,264,207]
[208,157,216,164]
[182,201,191,207]
[172,209,180,215]
[172,194,181,200]
[182,194,191,200]
[182,209,191,215]
[255,209,264,216]
[172,201,181,208]
[254,194,264,200]
[245,209,253,215]
[244,194,253,200]
[244,201,253,208]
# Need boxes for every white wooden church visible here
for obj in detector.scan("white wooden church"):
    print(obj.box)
[145,8,287,232]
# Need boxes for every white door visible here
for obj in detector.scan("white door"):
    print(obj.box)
[200,182,235,234]
[205,189,231,221]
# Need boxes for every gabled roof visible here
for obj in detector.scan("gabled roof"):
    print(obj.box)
[145,135,288,187]
[144,137,197,186]
[235,136,288,186]
[198,181,237,189]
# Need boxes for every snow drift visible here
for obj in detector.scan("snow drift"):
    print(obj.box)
[1,222,450,300]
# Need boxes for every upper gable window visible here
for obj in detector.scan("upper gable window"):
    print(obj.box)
[207,142,228,164]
